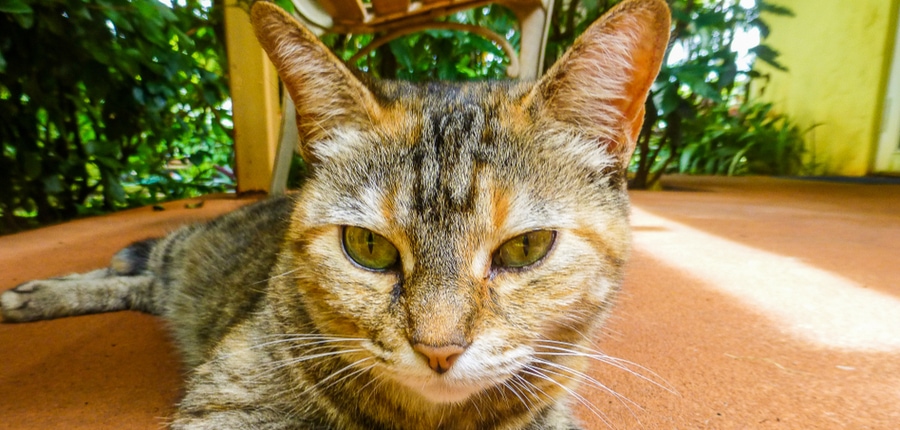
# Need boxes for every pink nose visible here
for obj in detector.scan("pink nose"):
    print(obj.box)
[413,344,466,374]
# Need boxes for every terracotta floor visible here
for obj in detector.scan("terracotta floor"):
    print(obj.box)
[1,176,898,429]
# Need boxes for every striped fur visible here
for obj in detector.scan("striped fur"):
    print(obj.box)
[1,1,670,428]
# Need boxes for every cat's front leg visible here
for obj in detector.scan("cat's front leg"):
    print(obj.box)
[171,362,303,430]
[0,269,155,322]
[2,237,165,322]
[170,321,321,430]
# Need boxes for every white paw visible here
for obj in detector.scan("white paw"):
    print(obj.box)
[1,282,43,322]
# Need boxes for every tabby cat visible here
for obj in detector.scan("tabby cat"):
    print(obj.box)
[1,0,669,428]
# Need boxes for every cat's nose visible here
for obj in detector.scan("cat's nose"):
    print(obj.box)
[413,344,467,374]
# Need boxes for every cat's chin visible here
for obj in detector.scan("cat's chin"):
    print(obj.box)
[396,377,495,404]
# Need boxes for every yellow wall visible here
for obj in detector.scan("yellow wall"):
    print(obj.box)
[758,0,899,175]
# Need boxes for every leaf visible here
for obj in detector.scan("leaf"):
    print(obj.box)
[728,141,757,176]
[717,64,738,90]
[654,84,682,117]
[669,9,693,25]
[273,0,295,13]
[188,150,210,166]
[679,143,700,173]
[11,8,33,28]
[692,10,726,30]
[759,1,795,17]
[391,41,415,72]
[72,3,93,21]
[104,174,126,204]
[750,17,771,39]
[675,67,722,102]
[96,155,123,170]
[22,152,42,179]
[751,44,788,71]
[465,36,504,57]
[0,0,31,14]
[42,175,63,194]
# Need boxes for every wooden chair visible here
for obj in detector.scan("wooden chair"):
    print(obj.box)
[269,0,555,194]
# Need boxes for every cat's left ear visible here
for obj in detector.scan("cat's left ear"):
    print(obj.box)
[250,1,381,164]
[525,0,670,167]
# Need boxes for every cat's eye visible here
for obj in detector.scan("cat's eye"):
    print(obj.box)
[493,230,556,269]
[342,226,399,271]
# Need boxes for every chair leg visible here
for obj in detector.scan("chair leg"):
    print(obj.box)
[512,0,555,80]
[269,92,299,195]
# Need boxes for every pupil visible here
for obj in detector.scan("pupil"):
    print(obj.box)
[522,234,530,257]
[366,231,375,254]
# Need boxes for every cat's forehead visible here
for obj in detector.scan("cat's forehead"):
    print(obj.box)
[300,80,619,235]
[385,84,535,215]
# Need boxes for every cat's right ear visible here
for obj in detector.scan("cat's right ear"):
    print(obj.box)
[250,1,381,164]
[524,0,670,169]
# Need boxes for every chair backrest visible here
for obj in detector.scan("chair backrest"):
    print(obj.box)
[291,0,552,80]
[299,0,505,33]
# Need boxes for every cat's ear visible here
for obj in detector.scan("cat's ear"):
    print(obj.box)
[250,1,380,163]
[525,0,670,167]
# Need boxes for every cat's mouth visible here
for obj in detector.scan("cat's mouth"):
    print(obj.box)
[379,352,527,404]
[391,373,506,404]
[364,339,533,404]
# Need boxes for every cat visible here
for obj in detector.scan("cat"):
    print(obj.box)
[0,0,669,428]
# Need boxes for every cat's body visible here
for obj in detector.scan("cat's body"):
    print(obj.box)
[0,1,669,428]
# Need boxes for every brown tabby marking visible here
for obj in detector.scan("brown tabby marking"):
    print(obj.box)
[1,1,670,428]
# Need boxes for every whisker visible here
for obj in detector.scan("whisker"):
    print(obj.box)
[521,366,615,429]
[272,349,368,367]
[531,357,634,399]
[246,336,366,351]
[359,373,388,407]
[301,356,376,395]
[251,268,301,286]
[271,357,375,411]
[533,340,675,394]
[245,348,368,385]
[530,357,642,419]
[320,360,377,392]
[500,377,533,414]
[509,373,546,411]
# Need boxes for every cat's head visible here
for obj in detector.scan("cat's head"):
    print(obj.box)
[251,0,669,406]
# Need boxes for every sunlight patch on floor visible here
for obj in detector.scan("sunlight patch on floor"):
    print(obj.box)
[631,207,900,352]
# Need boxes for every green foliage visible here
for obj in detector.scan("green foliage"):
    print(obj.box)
[0,0,233,234]
[322,5,518,80]
[545,0,802,189]
[544,0,613,70]
[323,0,804,189]
[633,0,798,188]
[1,0,806,236]
[676,101,807,176]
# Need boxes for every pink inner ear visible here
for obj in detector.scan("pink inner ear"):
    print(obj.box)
[250,1,382,159]
[527,0,670,163]
[621,91,650,153]
[617,11,670,132]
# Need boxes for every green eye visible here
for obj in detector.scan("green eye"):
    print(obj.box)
[493,230,556,269]
[342,226,399,271]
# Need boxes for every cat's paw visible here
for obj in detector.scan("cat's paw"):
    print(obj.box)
[1,281,47,322]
